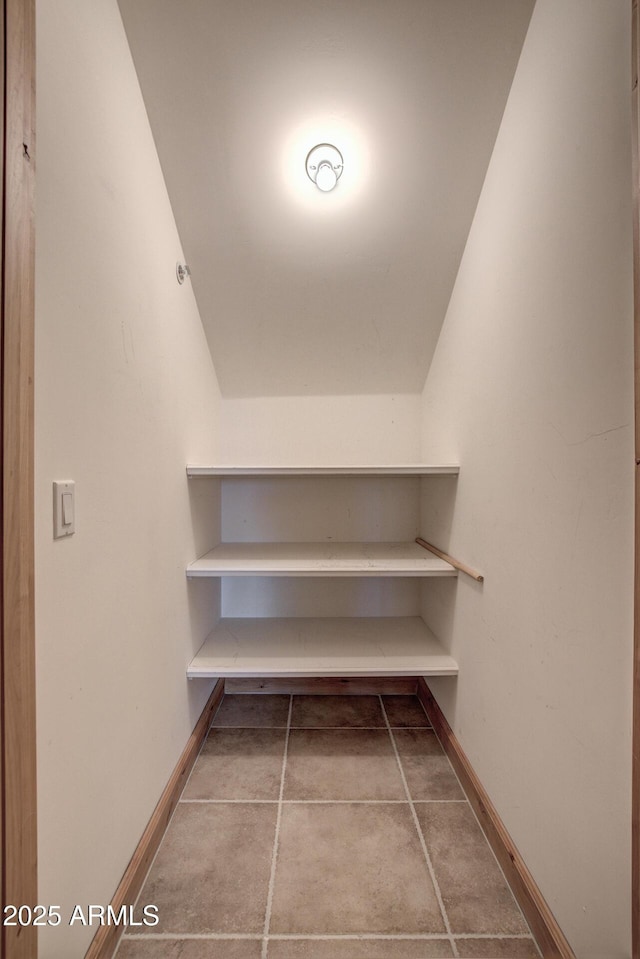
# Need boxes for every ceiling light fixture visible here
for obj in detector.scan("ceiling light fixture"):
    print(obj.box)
[305,143,343,192]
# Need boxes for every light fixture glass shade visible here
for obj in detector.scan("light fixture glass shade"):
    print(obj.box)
[315,161,338,192]
[305,143,343,192]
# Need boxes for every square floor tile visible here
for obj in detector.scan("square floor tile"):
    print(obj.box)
[184,728,286,800]
[392,729,464,801]
[269,803,445,934]
[118,940,263,958]
[283,728,405,800]
[291,696,385,728]
[267,939,454,958]
[212,694,290,727]
[382,696,431,727]
[134,803,276,934]
[455,939,540,958]
[415,804,529,935]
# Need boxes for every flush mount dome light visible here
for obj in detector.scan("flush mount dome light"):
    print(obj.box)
[305,143,343,192]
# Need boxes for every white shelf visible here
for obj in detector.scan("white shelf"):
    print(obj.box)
[187,617,458,678]
[187,542,457,578]
[187,464,459,477]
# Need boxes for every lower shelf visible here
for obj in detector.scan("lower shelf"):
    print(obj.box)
[187,617,458,679]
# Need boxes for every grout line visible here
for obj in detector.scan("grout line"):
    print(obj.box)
[124,933,264,941]
[423,711,538,950]
[124,932,538,941]
[267,932,537,941]
[447,933,537,940]
[261,695,293,959]
[211,724,432,730]
[180,798,280,804]
[450,792,539,953]
[211,725,290,729]
[179,798,467,805]
[379,695,460,959]
[417,693,540,955]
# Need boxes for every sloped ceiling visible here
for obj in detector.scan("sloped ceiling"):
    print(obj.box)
[118,0,534,397]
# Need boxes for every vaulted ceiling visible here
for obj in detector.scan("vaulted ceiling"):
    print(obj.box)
[118,0,534,397]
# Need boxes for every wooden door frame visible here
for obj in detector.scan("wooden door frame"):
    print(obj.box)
[633,2,640,955]
[1,1,36,958]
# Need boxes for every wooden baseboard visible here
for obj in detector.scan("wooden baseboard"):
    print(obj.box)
[224,676,419,695]
[416,679,576,959]
[84,679,224,959]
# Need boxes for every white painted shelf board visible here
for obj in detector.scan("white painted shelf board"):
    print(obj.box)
[187,464,460,477]
[187,542,458,578]
[187,617,458,678]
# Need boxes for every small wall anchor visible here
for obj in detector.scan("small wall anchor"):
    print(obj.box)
[176,262,191,285]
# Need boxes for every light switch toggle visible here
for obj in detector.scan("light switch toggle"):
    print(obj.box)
[53,481,75,538]
[62,492,73,526]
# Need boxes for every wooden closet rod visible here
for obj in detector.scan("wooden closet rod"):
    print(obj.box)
[415,537,484,583]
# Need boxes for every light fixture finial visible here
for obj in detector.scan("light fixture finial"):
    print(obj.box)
[306,144,343,192]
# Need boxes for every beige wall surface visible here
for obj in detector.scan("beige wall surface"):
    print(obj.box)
[221,474,423,618]
[34,1,222,955]
[217,393,422,465]
[420,1,634,955]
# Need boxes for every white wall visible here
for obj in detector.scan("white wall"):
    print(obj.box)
[420,2,633,955]
[218,394,421,464]
[221,474,422,617]
[35,1,222,956]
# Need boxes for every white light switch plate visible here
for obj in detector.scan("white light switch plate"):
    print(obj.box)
[53,480,75,538]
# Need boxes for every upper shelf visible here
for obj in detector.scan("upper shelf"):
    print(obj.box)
[186,464,459,477]
[187,541,458,577]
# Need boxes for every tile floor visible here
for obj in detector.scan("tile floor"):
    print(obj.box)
[117,694,540,959]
